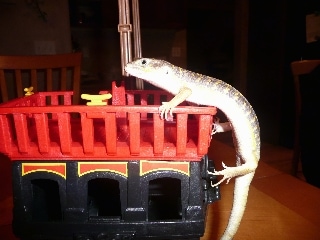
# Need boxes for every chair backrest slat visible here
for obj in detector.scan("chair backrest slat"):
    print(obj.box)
[15,69,23,98]
[46,68,53,92]
[0,70,8,102]
[31,69,38,92]
[61,67,67,91]
[290,59,320,177]
[291,60,320,115]
[72,65,81,106]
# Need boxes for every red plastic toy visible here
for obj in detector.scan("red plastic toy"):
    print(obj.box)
[0,81,216,161]
[0,81,220,240]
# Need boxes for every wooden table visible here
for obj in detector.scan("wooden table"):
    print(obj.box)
[1,140,320,240]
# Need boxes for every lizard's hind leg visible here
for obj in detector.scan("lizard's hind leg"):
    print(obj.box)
[209,162,234,187]
[208,155,256,187]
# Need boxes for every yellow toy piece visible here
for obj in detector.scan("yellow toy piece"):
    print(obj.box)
[81,93,112,106]
[24,86,34,96]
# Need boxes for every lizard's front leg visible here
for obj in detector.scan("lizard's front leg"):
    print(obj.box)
[159,86,192,119]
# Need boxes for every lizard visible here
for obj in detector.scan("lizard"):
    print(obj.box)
[124,58,260,240]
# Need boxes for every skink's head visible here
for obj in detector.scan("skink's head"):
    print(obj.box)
[125,58,178,91]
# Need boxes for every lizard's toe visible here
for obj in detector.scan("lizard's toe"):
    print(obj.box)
[159,102,174,120]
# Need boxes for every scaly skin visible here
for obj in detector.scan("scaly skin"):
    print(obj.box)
[125,58,260,240]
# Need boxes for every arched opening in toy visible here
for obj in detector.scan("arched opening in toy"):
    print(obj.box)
[31,179,62,221]
[87,178,121,220]
[148,177,182,221]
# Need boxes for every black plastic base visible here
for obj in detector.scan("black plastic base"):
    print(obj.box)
[11,156,220,240]
[15,220,205,240]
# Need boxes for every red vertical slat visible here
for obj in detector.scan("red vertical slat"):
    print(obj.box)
[63,92,72,105]
[176,113,188,155]
[126,92,135,105]
[51,95,59,105]
[128,112,140,155]
[198,115,212,156]
[50,94,59,120]
[34,113,50,153]
[0,115,12,153]
[81,113,94,154]
[154,92,161,105]
[111,81,126,105]
[105,113,117,155]
[58,113,72,153]
[153,113,164,155]
[140,93,148,120]
[37,94,46,106]
[140,93,148,105]
[13,114,29,153]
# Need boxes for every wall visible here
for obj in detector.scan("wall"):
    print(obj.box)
[246,0,287,145]
[0,1,186,94]
[186,1,286,145]
[0,0,72,55]
[71,27,186,91]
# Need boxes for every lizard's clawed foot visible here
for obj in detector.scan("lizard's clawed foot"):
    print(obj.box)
[208,162,236,187]
[159,102,175,120]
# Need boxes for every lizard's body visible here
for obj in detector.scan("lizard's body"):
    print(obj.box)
[125,58,260,240]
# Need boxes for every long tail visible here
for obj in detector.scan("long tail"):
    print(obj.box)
[220,171,255,240]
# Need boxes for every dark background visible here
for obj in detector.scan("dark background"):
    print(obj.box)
[0,0,320,147]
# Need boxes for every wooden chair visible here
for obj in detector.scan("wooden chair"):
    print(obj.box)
[290,59,320,176]
[0,52,82,104]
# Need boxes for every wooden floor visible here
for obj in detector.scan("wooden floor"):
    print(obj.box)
[203,138,320,240]
[213,131,306,182]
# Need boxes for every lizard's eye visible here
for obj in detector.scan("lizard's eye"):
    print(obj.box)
[141,59,147,65]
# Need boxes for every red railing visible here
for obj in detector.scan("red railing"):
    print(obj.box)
[0,84,216,161]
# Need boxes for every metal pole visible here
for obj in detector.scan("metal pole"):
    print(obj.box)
[118,0,132,77]
[132,0,144,89]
